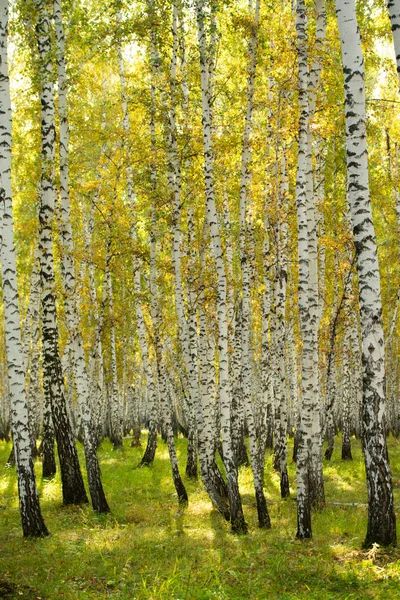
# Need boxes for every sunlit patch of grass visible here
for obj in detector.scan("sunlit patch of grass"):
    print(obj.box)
[1,435,400,598]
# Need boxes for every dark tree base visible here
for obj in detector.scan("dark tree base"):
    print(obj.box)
[296,482,312,539]
[202,469,230,520]
[210,460,228,500]
[173,471,188,505]
[19,465,50,538]
[341,444,353,461]
[280,469,290,499]
[185,434,198,479]
[130,426,142,447]
[363,509,397,549]
[230,512,248,534]
[130,439,142,448]
[296,513,312,539]
[363,531,396,549]
[324,445,334,461]
[85,447,110,514]
[57,439,89,506]
[255,487,271,529]
[236,437,250,468]
[310,482,325,511]
[6,446,15,467]
[110,436,123,450]
[138,428,157,467]
[227,473,248,534]
[42,436,56,479]
[292,434,299,463]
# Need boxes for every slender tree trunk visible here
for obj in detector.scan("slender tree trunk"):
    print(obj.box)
[36,0,88,506]
[238,0,270,528]
[295,0,314,539]
[23,249,42,458]
[196,0,247,534]
[336,0,396,548]
[167,2,198,479]
[341,327,353,460]
[231,304,249,468]
[41,386,56,477]
[0,0,49,537]
[54,0,109,513]
[150,206,187,504]
[272,153,290,499]
[106,264,123,449]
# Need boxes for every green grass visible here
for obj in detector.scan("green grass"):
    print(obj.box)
[1,435,400,599]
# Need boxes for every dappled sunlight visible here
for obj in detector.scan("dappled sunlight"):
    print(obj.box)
[1,437,400,598]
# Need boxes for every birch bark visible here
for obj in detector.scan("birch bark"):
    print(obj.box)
[295,0,314,539]
[106,262,123,449]
[115,27,158,462]
[336,0,396,547]
[196,0,247,534]
[54,0,109,512]
[166,1,198,478]
[238,0,270,528]
[36,0,88,506]
[0,0,49,537]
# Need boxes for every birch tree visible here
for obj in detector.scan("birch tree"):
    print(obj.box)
[0,0,49,537]
[336,0,396,547]
[54,0,109,512]
[196,0,247,534]
[36,0,88,506]
[239,0,270,528]
[294,0,316,539]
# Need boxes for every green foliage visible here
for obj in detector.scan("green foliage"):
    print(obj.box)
[1,436,400,599]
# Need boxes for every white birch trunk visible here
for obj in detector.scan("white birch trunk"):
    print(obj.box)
[238,0,270,528]
[54,0,109,512]
[336,0,396,547]
[295,0,315,538]
[196,0,247,534]
[36,0,88,507]
[272,151,290,499]
[341,325,353,460]
[106,263,123,449]
[0,0,48,537]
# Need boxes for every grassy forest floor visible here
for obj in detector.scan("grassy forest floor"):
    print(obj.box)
[1,435,400,599]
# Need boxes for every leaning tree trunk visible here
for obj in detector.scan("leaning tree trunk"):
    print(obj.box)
[54,0,109,513]
[0,0,49,537]
[336,0,396,548]
[36,0,88,506]
[196,0,247,534]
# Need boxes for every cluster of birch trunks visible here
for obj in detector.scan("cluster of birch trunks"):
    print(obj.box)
[1,0,399,547]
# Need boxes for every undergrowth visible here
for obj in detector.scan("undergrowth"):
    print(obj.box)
[0,435,399,599]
